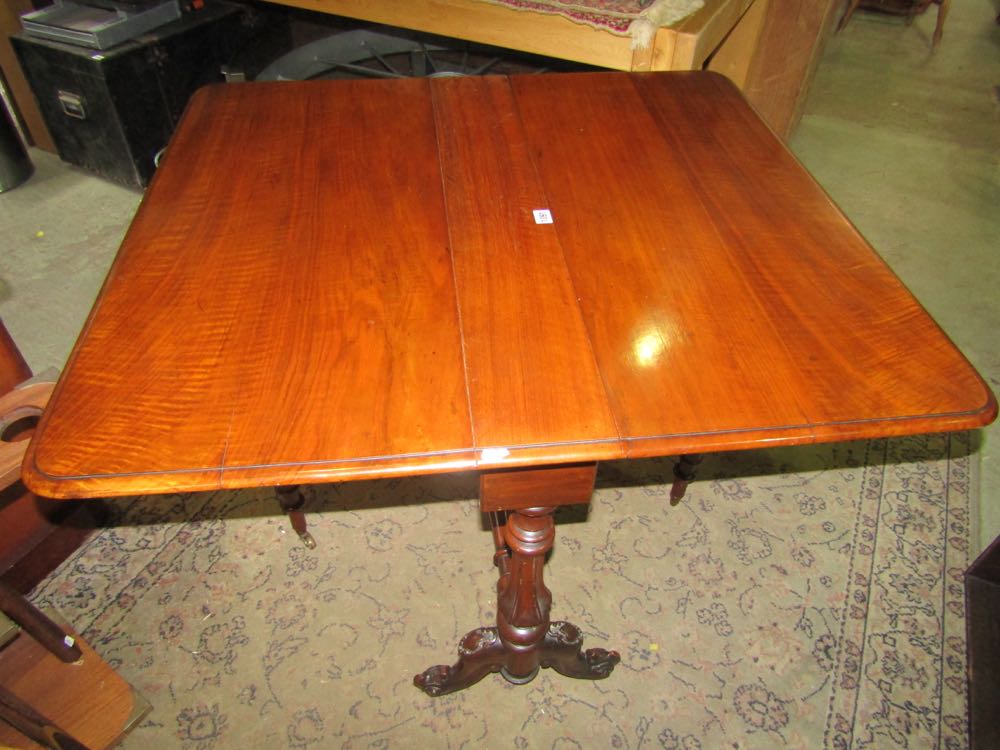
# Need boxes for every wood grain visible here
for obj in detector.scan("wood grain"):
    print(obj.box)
[27,81,474,496]
[264,0,754,72]
[669,0,757,70]
[22,72,996,498]
[513,72,817,447]
[0,618,147,749]
[704,0,770,88]
[431,76,620,467]
[738,0,839,139]
[0,381,53,488]
[480,464,597,513]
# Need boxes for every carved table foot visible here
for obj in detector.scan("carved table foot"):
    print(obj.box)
[414,627,506,697]
[416,467,618,696]
[414,622,619,697]
[539,621,620,680]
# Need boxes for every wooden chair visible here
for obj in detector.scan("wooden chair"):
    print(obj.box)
[0,577,148,749]
[0,321,104,593]
[0,321,86,746]
[0,319,148,748]
[0,582,89,748]
[838,0,951,47]
[0,368,55,494]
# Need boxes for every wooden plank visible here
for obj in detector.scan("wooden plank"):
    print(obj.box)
[267,0,757,73]
[511,72,815,452]
[511,71,996,455]
[480,463,596,512]
[739,0,839,139]
[23,85,261,496]
[705,0,770,88]
[634,72,995,440]
[272,0,638,70]
[215,81,473,487]
[26,81,475,496]
[430,76,621,468]
[0,618,148,749]
[666,0,756,69]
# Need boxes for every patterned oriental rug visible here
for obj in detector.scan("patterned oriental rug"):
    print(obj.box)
[475,0,704,44]
[30,432,975,749]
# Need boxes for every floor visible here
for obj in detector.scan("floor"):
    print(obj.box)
[1,1,998,549]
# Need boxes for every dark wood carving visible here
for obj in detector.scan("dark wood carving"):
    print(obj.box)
[415,506,619,696]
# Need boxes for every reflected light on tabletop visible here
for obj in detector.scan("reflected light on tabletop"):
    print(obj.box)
[631,323,678,368]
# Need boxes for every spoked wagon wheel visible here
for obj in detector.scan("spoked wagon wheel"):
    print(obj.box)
[255,27,590,82]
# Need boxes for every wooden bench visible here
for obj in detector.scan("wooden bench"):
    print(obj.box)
[263,0,838,138]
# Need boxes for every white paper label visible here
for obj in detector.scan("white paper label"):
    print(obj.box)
[532,209,553,224]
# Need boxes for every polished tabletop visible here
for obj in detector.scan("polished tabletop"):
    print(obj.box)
[22,72,997,499]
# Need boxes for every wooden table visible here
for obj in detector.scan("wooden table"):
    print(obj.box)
[22,71,996,696]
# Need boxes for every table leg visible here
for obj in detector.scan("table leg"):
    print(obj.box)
[275,485,316,549]
[414,502,619,696]
[670,454,703,506]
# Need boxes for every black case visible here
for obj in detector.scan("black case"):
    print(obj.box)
[12,3,286,187]
[967,534,1000,750]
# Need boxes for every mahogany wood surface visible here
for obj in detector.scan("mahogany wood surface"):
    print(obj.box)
[22,71,996,498]
[480,464,597,513]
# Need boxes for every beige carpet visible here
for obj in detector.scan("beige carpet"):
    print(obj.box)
[30,432,974,748]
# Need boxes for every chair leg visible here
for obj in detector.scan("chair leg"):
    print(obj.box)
[0,581,81,663]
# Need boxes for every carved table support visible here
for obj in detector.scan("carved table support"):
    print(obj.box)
[276,485,316,549]
[670,453,703,506]
[414,464,620,696]
[497,506,555,683]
